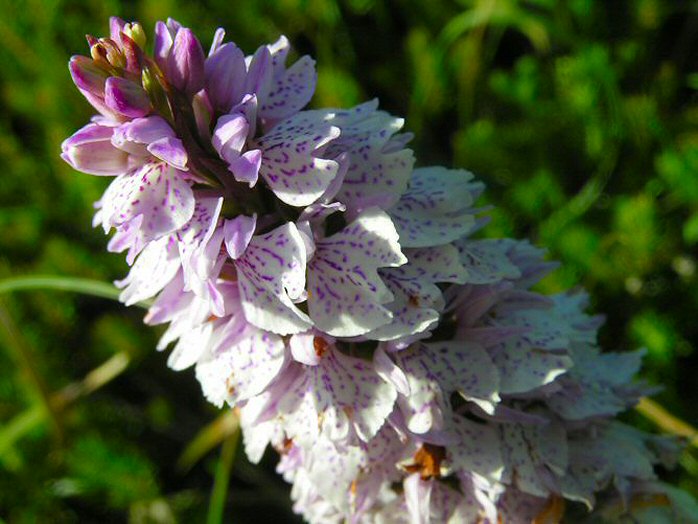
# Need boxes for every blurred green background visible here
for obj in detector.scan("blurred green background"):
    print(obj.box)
[1,0,697,522]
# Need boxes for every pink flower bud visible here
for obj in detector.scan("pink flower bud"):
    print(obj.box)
[167,28,206,96]
[104,77,152,118]
[69,55,109,95]
[119,32,144,75]
[109,16,126,44]
[61,123,129,176]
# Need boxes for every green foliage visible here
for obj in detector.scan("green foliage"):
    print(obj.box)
[64,435,159,507]
[0,0,697,521]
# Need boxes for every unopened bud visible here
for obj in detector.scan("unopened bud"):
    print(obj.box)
[102,38,126,68]
[167,28,205,96]
[105,76,152,118]
[123,22,146,49]
[69,55,110,95]
[89,41,108,63]
[119,32,144,75]
[205,42,246,113]
[90,38,126,69]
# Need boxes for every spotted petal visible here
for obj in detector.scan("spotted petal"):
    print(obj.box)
[454,238,522,284]
[446,414,504,482]
[115,235,180,305]
[260,55,316,121]
[195,314,287,407]
[547,344,645,420]
[390,167,481,248]
[101,162,195,245]
[176,197,226,313]
[371,244,467,341]
[236,222,312,335]
[256,111,340,206]
[301,435,365,513]
[394,341,500,433]
[307,208,407,337]
[490,338,572,396]
[276,347,397,446]
[320,100,415,214]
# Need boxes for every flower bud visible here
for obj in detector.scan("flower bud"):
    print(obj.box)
[153,21,174,71]
[119,32,144,75]
[61,123,129,176]
[69,55,110,95]
[123,22,146,49]
[90,38,126,69]
[105,76,152,118]
[205,42,246,112]
[109,16,126,43]
[167,28,205,96]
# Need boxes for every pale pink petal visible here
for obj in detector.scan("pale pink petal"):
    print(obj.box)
[147,136,188,170]
[212,113,249,163]
[229,149,261,186]
[223,213,256,259]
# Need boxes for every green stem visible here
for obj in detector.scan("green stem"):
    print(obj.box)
[177,410,240,473]
[207,429,240,524]
[636,397,698,448]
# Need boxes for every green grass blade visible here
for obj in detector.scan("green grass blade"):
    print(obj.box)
[0,275,151,308]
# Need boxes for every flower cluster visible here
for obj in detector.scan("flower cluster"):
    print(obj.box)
[62,18,696,523]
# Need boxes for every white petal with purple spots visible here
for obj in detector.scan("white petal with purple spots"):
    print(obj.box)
[101,162,195,244]
[454,238,522,284]
[195,314,287,407]
[320,101,415,214]
[236,222,312,335]
[256,111,340,206]
[446,414,504,482]
[260,55,316,121]
[371,244,467,341]
[394,341,500,433]
[276,347,397,446]
[115,235,180,305]
[390,167,482,248]
[307,208,407,337]
[490,338,572,395]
